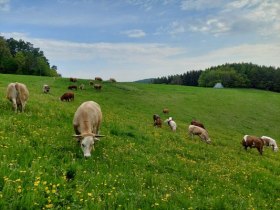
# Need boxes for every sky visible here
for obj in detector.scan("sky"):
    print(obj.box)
[1,0,280,82]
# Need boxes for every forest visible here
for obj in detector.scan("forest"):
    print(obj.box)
[0,36,60,77]
[152,63,280,92]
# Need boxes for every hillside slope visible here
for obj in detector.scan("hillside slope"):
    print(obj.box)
[0,74,279,209]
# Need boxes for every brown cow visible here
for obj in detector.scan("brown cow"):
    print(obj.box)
[95,77,103,81]
[60,92,74,102]
[153,114,162,127]
[241,135,264,155]
[163,108,169,114]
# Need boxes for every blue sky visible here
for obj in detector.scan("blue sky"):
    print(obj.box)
[1,0,280,81]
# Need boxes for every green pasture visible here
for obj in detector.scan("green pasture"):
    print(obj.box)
[0,74,279,209]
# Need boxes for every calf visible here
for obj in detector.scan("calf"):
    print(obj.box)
[153,114,162,127]
[188,125,211,144]
[6,82,29,112]
[73,101,104,157]
[60,92,74,102]
[43,84,50,93]
[261,136,278,152]
[241,135,264,155]
[165,117,176,131]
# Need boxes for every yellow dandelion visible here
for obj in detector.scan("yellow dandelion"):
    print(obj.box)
[45,204,53,209]
[87,193,93,197]
[43,181,47,185]
[52,189,56,194]
[17,188,22,193]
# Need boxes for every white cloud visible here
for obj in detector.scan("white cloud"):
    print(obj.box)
[0,0,10,11]
[2,32,280,81]
[180,0,224,11]
[121,29,146,38]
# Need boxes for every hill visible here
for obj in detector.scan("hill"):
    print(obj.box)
[0,73,279,209]
[134,78,154,83]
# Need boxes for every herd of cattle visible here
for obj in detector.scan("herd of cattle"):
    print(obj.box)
[153,109,278,155]
[5,79,278,157]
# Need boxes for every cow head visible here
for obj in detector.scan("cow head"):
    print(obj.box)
[72,133,105,157]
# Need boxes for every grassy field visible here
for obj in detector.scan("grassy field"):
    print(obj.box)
[0,73,279,210]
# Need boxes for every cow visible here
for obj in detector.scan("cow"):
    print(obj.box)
[60,92,74,102]
[165,117,177,131]
[72,101,104,157]
[153,114,162,127]
[241,135,264,155]
[260,136,278,152]
[79,84,85,90]
[68,85,78,90]
[94,84,102,90]
[70,77,77,82]
[6,82,29,112]
[191,120,205,129]
[163,108,169,114]
[95,77,103,81]
[43,84,50,93]
[188,125,211,144]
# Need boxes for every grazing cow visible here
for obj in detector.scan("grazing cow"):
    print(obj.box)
[188,125,211,144]
[70,77,77,82]
[89,81,94,86]
[241,135,264,155]
[163,108,169,114]
[95,77,103,81]
[153,114,162,127]
[6,82,29,112]
[43,84,50,93]
[60,92,74,102]
[261,136,278,152]
[73,101,104,157]
[79,84,85,90]
[68,85,78,90]
[165,117,177,131]
[109,78,117,82]
[191,120,205,129]
[94,84,102,90]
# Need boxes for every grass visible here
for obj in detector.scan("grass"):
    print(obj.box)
[0,73,279,209]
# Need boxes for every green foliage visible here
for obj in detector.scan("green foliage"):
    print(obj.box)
[198,66,249,88]
[153,63,280,92]
[0,36,60,77]
[0,74,279,209]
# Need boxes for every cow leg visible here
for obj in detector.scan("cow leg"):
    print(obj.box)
[12,98,17,112]
[257,147,263,155]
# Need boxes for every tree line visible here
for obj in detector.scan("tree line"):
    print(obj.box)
[0,36,60,77]
[152,63,280,92]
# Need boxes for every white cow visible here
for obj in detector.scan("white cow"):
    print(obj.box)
[73,101,104,157]
[6,82,29,112]
[261,136,278,152]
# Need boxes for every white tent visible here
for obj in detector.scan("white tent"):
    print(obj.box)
[213,82,224,88]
